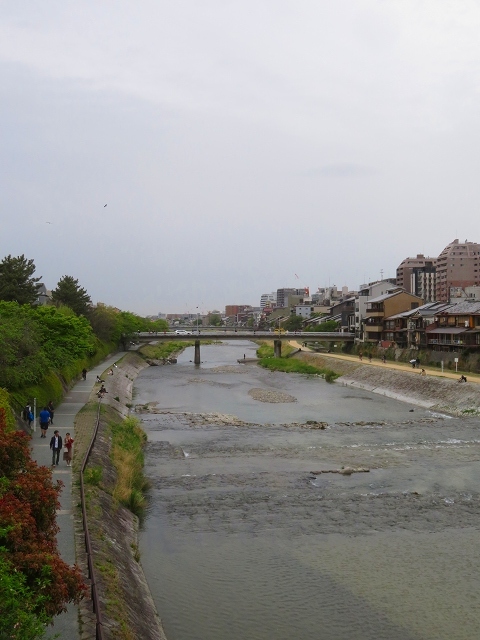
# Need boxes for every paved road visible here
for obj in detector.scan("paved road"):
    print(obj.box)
[29,354,120,639]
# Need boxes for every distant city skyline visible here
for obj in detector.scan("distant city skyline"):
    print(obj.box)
[3,2,480,315]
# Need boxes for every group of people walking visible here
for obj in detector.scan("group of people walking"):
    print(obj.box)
[23,395,75,467]
[24,363,116,468]
[34,401,75,467]
[49,430,74,467]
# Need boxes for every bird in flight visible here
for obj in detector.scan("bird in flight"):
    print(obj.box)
[46,221,52,224]
[104,204,107,207]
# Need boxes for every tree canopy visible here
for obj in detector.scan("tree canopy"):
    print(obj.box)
[0,255,42,305]
[283,315,304,331]
[306,319,340,332]
[51,275,91,316]
[206,313,223,326]
[0,302,97,390]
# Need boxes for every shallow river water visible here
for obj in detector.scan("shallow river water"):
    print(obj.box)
[136,341,480,640]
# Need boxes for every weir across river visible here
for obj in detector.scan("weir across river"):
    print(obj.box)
[123,330,354,363]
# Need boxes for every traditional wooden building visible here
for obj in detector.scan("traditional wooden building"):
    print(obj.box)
[425,301,480,350]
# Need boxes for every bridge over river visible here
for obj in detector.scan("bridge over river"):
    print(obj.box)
[124,330,354,364]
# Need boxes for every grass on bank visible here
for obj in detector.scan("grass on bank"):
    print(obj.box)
[139,339,215,360]
[256,342,339,382]
[110,416,149,518]
[256,341,295,359]
[139,340,193,359]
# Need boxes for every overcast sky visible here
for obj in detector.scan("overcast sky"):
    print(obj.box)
[2,1,480,315]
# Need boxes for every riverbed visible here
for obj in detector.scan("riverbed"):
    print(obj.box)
[137,341,480,640]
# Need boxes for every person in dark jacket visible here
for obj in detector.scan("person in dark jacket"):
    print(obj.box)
[47,400,55,424]
[50,430,63,466]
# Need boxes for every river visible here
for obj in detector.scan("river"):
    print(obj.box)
[136,341,480,640]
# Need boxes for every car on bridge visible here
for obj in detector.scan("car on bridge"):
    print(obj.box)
[175,329,192,335]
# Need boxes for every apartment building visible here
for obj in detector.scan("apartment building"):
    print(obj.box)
[260,292,276,308]
[436,239,480,302]
[396,254,436,301]
[276,288,306,308]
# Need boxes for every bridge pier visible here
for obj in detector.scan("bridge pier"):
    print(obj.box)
[274,339,282,358]
[194,340,201,365]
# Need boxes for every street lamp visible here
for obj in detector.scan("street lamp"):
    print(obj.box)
[196,307,199,334]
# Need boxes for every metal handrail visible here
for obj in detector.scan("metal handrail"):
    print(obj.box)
[79,400,104,640]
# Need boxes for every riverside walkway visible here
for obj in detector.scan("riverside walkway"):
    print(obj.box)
[30,354,120,640]
[289,340,480,384]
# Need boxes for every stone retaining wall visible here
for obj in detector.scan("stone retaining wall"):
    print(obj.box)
[296,352,480,415]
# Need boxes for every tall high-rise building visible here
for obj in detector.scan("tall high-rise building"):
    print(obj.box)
[435,239,480,302]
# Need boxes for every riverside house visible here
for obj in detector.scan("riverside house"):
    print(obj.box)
[425,301,480,351]
[364,290,423,343]
[383,302,454,349]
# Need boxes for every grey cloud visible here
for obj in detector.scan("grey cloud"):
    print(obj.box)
[302,164,378,178]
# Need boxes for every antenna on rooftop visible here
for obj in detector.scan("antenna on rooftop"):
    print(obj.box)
[380,269,384,280]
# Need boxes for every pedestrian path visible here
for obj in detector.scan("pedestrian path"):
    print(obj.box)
[288,341,480,383]
[29,354,121,640]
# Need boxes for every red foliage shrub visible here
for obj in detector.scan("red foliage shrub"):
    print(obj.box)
[0,408,87,617]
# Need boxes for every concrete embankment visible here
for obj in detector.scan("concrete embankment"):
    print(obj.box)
[295,351,480,415]
[73,352,167,640]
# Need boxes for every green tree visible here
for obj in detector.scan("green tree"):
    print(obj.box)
[0,302,47,389]
[207,313,223,326]
[0,551,47,639]
[284,315,304,331]
[89,305,122,343]
[118,311,148,336]
[0,255,42,305]
[33,305,96,367]
[0,302,97,390]
[149,318,169,332]
[51,275,91,316]
[306,319,339,332]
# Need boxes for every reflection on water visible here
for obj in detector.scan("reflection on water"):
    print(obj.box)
[137,341,480,640]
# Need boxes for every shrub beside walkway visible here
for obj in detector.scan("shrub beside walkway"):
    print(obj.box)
[29,354,121,640]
